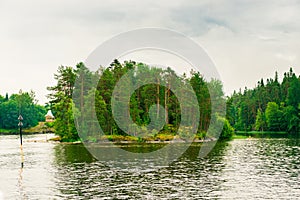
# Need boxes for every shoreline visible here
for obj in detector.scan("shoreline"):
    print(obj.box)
[17,134,218,144]
[3,132,298,144]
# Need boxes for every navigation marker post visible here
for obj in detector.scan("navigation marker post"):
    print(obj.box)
[18,115,23,146]
[18,115,24,168]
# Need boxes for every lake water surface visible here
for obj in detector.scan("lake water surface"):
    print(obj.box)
[0,134,299,199]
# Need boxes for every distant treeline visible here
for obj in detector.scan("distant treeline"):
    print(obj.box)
[48,60,233,142]
[0,91,46,130]
[227,68,300,133]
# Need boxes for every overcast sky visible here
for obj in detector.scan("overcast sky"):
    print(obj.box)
[1,0,300,104]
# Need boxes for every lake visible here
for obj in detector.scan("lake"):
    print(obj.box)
[0,134,299,199]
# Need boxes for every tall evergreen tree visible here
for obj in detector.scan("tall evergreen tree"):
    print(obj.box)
[48,66,78,141]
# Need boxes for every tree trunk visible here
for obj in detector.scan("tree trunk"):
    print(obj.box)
[164,88,168,124]
[156,79,160,119]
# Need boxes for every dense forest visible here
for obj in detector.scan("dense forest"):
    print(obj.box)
[47,60,233,142]
[0,91,46,130]
[227,68,300,134]
[48,60,300,142]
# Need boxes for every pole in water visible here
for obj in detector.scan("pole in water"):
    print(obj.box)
[18,115,23,145]
[20,149,24,168]
[18,115,24,168]
[19,124,23,146]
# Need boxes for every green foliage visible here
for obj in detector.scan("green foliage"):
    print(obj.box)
[48,66,80,141]
[53,99,79,142]
[0,91,46,130]
[265,102,282,131]
[227,68,300,134]
[45,121,54,128]
[287,73,300,108]
[156,134,175,141]
[49,60,228,141]
[221,118,235,140]
[282,105,299,132]
[213,114,234,140]
[255,109,267,131]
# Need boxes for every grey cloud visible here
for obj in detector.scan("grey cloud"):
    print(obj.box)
[169,0,300,38]
[171,6,232,36]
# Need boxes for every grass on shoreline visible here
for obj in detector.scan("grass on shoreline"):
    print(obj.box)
[235,131,288,135]
[0,128,18,134]
[0,122,54,135]
[49,133,211,143]
[232,134,249,139]
[233,131,300,139]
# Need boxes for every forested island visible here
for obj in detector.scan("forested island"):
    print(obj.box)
[47,60,233,142]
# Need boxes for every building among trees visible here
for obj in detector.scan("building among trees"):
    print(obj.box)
[45,110,55,122]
